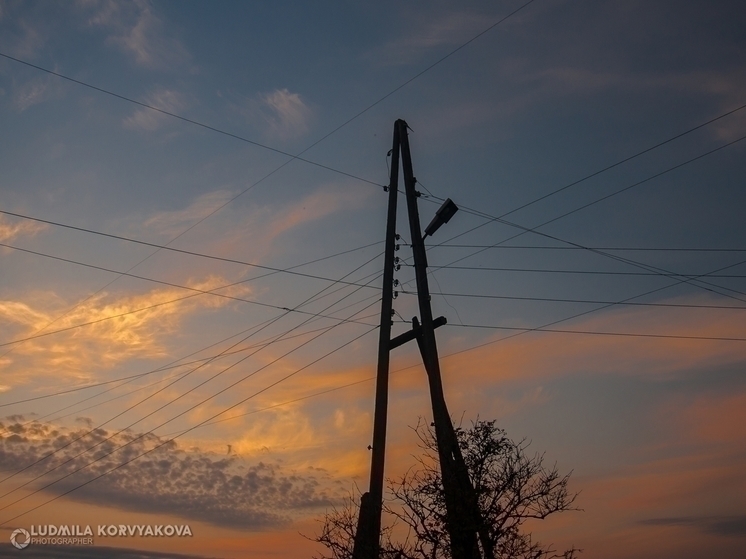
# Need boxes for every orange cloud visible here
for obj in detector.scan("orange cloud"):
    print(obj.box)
[0,275,252,386]
[0,215,48,243]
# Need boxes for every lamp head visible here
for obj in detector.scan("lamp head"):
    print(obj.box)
[424,198,459,238]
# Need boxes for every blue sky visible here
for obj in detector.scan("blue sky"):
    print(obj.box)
[1,1,746,557]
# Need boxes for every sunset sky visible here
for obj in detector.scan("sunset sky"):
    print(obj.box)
[1,1,745,558]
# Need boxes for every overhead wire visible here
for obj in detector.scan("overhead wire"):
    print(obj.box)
[445,323,746,342]
[412,134,746,306]
[431,244,746,252]
[0,251,384,489]
[0,52,383,189]
[0,309,380,411]
[0,0,538,391]
[0,240,382,349]
[0,296,380,504]
[0,304,382,518]
[0,323,378,527]
[431,256,746,360]
[422,101,746,248]
[426,291,746,310]
[0,220,383,289]
[419,264,746,278]
[4,0,745,520]
[0,241,382,346]
[0,290,381,514]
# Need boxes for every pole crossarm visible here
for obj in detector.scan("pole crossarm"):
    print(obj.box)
[389,316,447,350]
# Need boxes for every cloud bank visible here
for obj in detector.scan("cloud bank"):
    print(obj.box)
[0,419,341,529]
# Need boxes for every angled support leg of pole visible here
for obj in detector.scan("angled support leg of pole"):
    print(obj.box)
[398,119,489,559]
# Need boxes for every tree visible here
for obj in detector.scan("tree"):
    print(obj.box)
[312,419,580,559]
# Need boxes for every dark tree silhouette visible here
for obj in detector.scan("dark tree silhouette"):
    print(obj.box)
[312,419,580,559]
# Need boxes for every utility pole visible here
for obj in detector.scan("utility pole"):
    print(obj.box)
[352,119,490,559]
[351,122,400,559]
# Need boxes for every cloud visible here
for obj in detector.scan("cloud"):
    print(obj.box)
[0,215,48,242]
[11,72,67,112]
[0,276,252,384]
[0,5,46,60]
[372,11,489,66]
[81,0,191,70]
[0,419,342,529]
[123,87,188,131]
[140,190,235,238]
[239,88,313,141]
[639,515,746,537]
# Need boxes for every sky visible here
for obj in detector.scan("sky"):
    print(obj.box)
[1,0,745,557]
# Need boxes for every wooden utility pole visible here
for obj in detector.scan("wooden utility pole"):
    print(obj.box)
[351,122,400,559]
[352,119,490,559]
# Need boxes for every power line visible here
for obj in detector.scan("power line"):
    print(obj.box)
[0,240,382,348]
[0,0,535,190]
[0,300,378,501]
[430,244,746,252]
[436,132,746,259]
[411,264,746,278]
[0,280,381,499]
[415,135,746,307]
[0,52,385,189]
[0,241,382,342]
[0,214,383,288]
[425,101,746,247]
[426,291,746,310]
[0,323,378,528]
[500,102,746,219]
[159,254,746,434]
[432,256,746,363]
[446,323,746,342]
[0,308,381,409]
[0,294,379,513]
[299,0,538,155]
[0,365,196,439]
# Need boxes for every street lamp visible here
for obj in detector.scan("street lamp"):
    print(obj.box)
[423,198,459,238]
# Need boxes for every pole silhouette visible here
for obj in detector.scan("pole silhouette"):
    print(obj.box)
[353,119,490,559]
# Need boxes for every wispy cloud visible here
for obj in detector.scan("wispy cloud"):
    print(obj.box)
[0,276,251,384]
[0,215,48,242]
[140,190,235,238]
[238,88,314,141]
[190,183,369,263]
[10,70,70,112]
[123,87,188,131]
[80,0,191,70]
[0,5,47,60]
[372,11,489,66]
[0,419,341,529]
[639,515,746,537]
